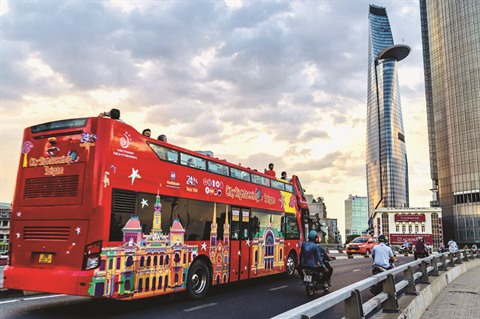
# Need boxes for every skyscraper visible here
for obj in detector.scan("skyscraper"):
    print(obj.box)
[366,5,410,218]
[345,195,368,236]
[420,1,480,244]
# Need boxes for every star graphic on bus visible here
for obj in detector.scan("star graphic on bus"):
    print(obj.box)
[246,239,250,246]
[75,227,81,235]
[201,242,207,251]
[129,168,142,185]
[16,211,22,217]
[16,232,20,239]
[141,198,149,208]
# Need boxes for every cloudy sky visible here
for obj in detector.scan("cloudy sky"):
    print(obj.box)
[0,0,430,238]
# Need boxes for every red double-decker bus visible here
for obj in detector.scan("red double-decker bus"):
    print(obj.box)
[4,116,311,300]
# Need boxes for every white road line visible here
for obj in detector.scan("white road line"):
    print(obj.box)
[0,299,20,305]
[353,269,361,272]
[184,302,217,312]
[270,285,288,291]
[0,293,65,305]
[25,294,66,301]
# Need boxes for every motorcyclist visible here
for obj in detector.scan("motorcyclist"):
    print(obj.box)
[372,234,395,270]
[414,237,429,260]
[315,235,333,286]
[298,230,327,283]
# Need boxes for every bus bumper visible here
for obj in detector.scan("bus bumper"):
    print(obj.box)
[3,265,93,296]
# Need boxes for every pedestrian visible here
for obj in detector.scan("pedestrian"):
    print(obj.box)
[265,163,276,177]
[142,129,151,137]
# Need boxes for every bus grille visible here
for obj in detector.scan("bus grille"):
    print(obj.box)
[23,226,71,241]
[24,175,79,199]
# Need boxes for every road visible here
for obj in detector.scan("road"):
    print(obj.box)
[0,256,414,319]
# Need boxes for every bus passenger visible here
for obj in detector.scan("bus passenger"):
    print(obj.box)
[281,171,290,181]
[158,134,168,142]
[99,108,124,122]
[265,163,276,177]
[142,129,151,137]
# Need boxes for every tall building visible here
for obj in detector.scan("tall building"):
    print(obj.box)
[345,195,368,236]
[366,5,410,218]
[420,1,480,245]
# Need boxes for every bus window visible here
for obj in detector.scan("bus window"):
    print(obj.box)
[230,167,250,182]
[110,190,228,243]
[251,174,270,187]
[207,161,229,176]
[285,184,294,193]
[251,211,283,238]
[149,144,179,163]
[283,214,300,239]
[180,153,206,170]
[270,180,285,191]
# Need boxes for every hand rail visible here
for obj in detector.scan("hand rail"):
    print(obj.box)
[271,249,480,319]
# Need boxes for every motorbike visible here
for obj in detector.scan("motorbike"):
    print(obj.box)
[369,256,397,295]
[302,261,331,297]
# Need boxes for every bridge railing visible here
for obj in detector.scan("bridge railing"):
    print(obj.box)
[272,249,480,319]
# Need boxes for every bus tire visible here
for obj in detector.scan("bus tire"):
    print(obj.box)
[186,260,211,299]
[286,251,297,277]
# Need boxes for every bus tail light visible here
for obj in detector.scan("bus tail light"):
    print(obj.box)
[83,241,102,270]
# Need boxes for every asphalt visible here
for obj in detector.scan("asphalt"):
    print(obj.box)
[2,255,478,319]
[419,264,480,319]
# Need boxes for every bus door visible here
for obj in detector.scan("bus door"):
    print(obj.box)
[229,207,251,282]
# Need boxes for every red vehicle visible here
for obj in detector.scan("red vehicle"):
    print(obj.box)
[346,236,379,256]
[4,116,309,300]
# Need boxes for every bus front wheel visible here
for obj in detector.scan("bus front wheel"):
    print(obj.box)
[186,260,211,299]
[286,252,297,277]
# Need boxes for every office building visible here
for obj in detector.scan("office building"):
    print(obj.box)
[366,5,411,218]
[345,195,368,236]
[420,1,480,244]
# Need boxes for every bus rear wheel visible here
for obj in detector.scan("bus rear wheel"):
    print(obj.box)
[186,260,211,299]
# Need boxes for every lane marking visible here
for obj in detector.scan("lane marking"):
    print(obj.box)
[353,269,361,272]
[269,285,288,291]
[0,293,65,305]
[184,302,217,312]
[26,294,66,301]
[0,299,20,305]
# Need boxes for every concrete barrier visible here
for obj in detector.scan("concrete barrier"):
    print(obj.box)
[393,258,480,319]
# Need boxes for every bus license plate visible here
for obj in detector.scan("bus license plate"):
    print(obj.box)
[39,253,53,264]
[304,275,312,282]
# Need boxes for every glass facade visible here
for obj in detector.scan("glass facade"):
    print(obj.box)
[344,195,368,236]
[420,0,480,244]
[366,5,410,218]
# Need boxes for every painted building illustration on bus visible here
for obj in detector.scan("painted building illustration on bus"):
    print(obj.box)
[251,220,285,275]
[88,192,235,298]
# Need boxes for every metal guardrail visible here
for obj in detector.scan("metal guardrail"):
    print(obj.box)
[272,249,480,319]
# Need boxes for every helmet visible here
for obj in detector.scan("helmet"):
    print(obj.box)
[308,230,317,241]
[378,234,386,242]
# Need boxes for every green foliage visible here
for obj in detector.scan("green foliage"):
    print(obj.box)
[345,234,361,245]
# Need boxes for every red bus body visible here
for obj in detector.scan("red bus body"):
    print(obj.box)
[4,117,307,299]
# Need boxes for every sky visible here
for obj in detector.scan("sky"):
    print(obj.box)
[0,0,431,240]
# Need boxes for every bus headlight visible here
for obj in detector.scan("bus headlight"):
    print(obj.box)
[83,241,102,270]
